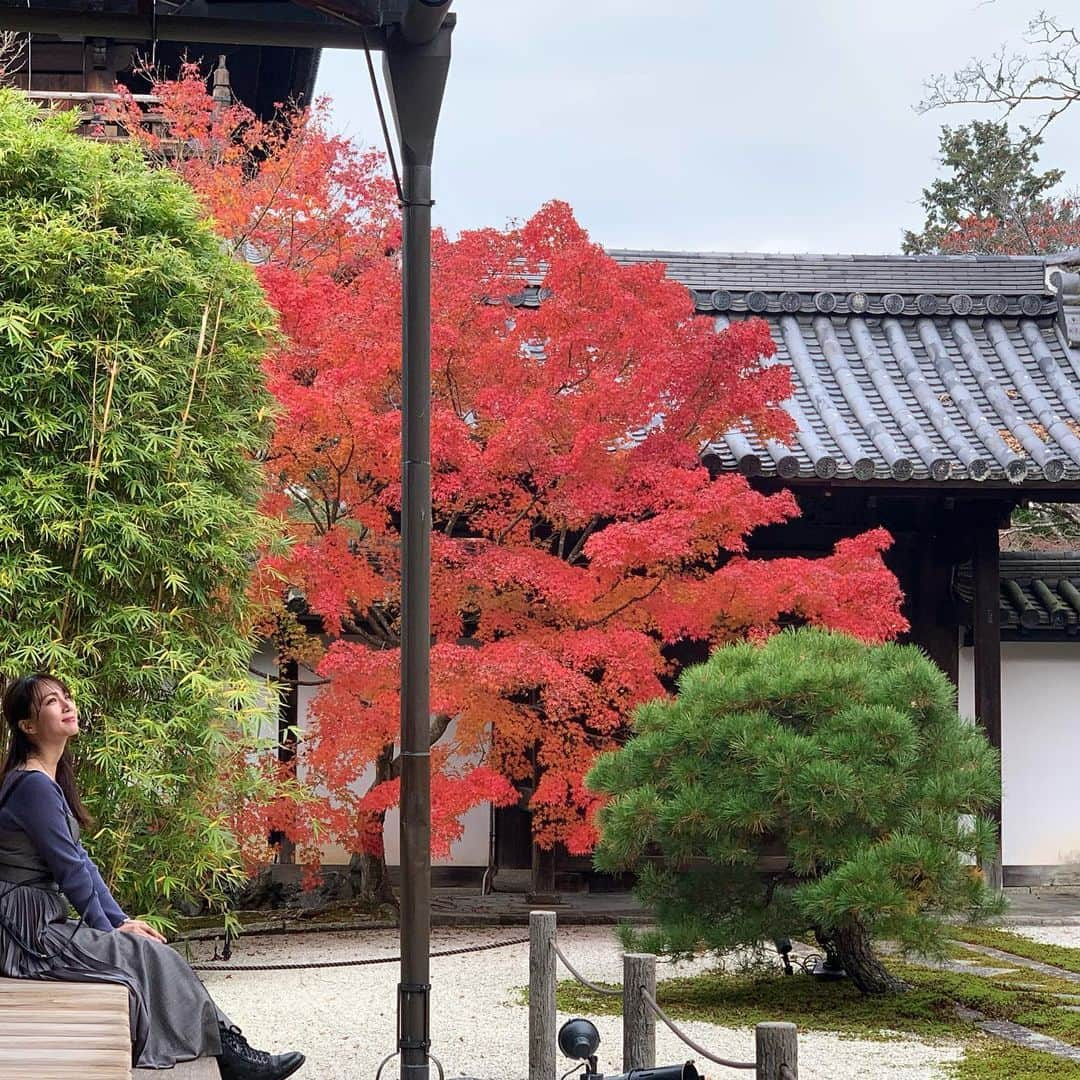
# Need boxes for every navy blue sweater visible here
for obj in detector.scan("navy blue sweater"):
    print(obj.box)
[0,771,127,932]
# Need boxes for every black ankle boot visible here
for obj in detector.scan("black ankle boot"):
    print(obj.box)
[217,1022,305,1080]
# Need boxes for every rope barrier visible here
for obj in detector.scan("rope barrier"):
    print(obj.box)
[639,990,755,1071]
[547,938,781,1074]
[551,939,622,997]
[189,935,528,972]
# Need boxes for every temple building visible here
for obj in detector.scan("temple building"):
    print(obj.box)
[0,4,320,116]
[7,16,1080,888]
[494,251,1080,890]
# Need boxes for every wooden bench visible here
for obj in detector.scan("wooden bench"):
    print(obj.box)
[0,977,220,1078]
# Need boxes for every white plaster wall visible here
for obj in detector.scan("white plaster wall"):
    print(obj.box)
[292,664,490,868]
[959,641,1080,867]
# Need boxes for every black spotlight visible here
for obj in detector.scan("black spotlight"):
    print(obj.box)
[557,1019,699,1080]
[774,937,794,976]
[558,1019,601,1063]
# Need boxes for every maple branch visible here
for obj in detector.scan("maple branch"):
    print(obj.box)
[339,616,388,650]
[496,493,542,544]
[586,576,664,627]
[564,518,599,565]
[329,446,354,526]
[443,349,464,417]
[390,713,454,779]
[231,120,313,260]
[368,603,398,644]
[287,484,329,533]
[248,664,331,687]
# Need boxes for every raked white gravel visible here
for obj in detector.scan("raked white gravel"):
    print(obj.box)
[189,926,964,1080]
[1008,923,1080,949]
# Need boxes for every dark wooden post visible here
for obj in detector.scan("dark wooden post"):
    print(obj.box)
[972,517,1003,889]
[530,843,557,902]
[528,736,557,900]
[916,539,959,688]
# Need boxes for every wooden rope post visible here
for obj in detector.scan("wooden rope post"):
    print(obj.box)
[529,910,557,1080]
[622,953,656,1072]
[755,1022,797,1080]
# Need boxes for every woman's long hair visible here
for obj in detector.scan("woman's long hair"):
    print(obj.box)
[1,675,91,827]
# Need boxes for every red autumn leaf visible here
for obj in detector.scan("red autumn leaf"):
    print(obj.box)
[141,66,907,875]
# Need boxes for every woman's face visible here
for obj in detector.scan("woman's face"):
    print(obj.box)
[23,680,79,748]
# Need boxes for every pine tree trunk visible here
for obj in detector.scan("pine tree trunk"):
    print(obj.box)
[829,919,910,996]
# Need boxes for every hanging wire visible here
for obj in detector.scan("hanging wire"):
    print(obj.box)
[360,30,406,206]
[307,3,407,206]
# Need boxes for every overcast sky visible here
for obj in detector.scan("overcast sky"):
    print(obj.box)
[314,1,1080,255]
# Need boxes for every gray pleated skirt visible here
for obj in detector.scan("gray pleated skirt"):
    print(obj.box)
[0,880,226,1068]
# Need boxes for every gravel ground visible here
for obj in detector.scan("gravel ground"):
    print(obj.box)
[187,926,963,1080]
[1009,924,1080,949]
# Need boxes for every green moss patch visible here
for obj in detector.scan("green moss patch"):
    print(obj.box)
[555,953,1080,1077]
[950,927,1080,979]
[557,967,968,1043]
[943,1042,1080,1079]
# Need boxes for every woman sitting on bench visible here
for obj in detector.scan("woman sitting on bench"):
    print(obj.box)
[0,673,306,1079]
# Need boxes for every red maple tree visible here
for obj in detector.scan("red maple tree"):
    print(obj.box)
[934,200,1080,255]
[116,67,907,897]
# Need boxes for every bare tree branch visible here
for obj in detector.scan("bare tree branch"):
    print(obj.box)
[1003,501,1080,549]
[921,13,1080,137]
[0,32,28,87]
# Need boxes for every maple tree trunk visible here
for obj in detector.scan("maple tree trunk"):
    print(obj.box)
[824,919,909,996]
[347,745,397,910]
[348,844,396,909]
[530,841,556,897]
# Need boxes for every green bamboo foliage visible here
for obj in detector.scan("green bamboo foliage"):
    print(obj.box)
[0,90,279,917]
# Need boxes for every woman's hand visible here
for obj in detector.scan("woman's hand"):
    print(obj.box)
[117,919,167,944]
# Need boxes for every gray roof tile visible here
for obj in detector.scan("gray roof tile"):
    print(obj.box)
[955,553,1080,631]
[605,250,1080,485]
[608,251,1051,295]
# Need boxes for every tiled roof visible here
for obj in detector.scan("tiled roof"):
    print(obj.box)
[607,251,1080,485]
[609,251,1052,296]
[955,552,1080,631]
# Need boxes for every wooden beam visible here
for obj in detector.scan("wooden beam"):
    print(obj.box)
[972,517,1003,889]
[0,10,382,49]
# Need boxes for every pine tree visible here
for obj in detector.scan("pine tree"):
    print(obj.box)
[902,121,1075,255]
[588,627,1002,996]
